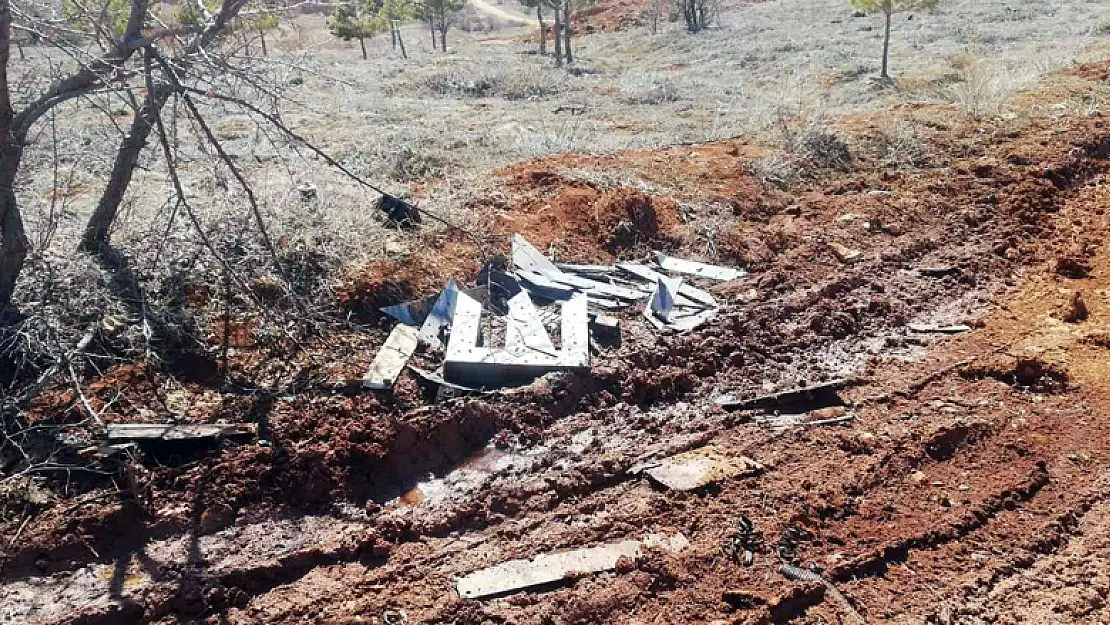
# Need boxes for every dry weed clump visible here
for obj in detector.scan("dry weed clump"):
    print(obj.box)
[419,66,562,101]
[619,71,683,105]
[748,112,852,187]
[390,147,448,182]
[874,120,929,168]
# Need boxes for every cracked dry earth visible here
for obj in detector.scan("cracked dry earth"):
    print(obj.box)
[6,72,1110,624]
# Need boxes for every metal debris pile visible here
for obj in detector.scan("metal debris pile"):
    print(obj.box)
[364,234,746,391]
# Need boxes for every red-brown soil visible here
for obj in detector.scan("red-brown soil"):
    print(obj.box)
[5,65,1110,625]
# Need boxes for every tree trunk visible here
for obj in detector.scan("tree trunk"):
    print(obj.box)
[439,12,448,52]
[80,87,172,253]
[260,29,268,56]
[359,35,367,60]
[395,22,407,59]
[650,0,659,34]
[537,6,546,55]
[0,177,28,313]
[429,19,437,49]
[881,8,892,79]
[390,22,397,49]
[0,3,28,313]
[552,7,562,67]
[562,0,572,64]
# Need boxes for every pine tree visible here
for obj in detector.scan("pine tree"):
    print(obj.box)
[328,1,388,60]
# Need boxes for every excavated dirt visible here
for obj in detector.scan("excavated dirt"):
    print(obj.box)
[5,66,1110,624]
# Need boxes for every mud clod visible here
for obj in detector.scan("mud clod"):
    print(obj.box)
[1063,291,1089,323]
[961,355,1070,393]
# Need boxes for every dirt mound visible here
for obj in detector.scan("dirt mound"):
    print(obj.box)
[336,235,483,321]
[574,0,650,32]
[960,355,1071,393]
[1063,59,1110,83]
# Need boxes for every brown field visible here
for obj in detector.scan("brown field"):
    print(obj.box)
[3,0,1110,623]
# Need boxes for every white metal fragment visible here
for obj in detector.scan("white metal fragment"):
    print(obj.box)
[654,252,746,281]
[505,292,556,356]
[444,291,589,387]
[455,534,690,599]
[106,423,257,441]
[418,279,460,350]
[650,276,681,323]
[617,263,718,309]
[642,446,763,491]
[363,324,420,390]
[512,234,561,276]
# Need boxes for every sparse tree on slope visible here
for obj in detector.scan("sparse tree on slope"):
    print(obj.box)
[250,10,280,56]
[328,1,388,60]
[519,0,547,55]
[382,0,414,59]
[677,0,715,32]
[851,0,937,80]
[419,0,464,52]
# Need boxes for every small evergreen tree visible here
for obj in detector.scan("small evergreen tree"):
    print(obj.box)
[329,1,388,60]
[251,11,280,56]
[382,0,415,58]
[850,0,938,80]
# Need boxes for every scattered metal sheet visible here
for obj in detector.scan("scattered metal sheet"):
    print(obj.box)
[363,324,420,390]
[407,364,481,393]
[617,263,718,309]
[512,234,561,276]
[505,291,556,356]
[909,323,972,334]
[666,306,718,332]
[456,533,690,599]
[515,268,577,298]
[557,263,618,276]
[417,279,460,350]
[641,446,763,491]
[444,291,589,387]
[106,423,257,442]
[380,294,437,326]
[654,252,746,281]
[716,379,849,412]
[650,276,681,323]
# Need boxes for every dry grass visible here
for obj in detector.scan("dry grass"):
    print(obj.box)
[2,0,1108,388]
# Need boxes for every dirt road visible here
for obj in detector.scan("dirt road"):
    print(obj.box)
[470,0,536,27]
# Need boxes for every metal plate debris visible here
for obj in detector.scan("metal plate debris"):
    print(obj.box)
[455,533,690,599]
[417,279,460,350]
[363,324,420,390]
[512,234,562,276]
[106,423,257,441]
[654,252,746,281]
[444,291,589,387]
[505,291,556,355]
[617,263,718,309]
[908,324,972,334]
[642,446,763,491]
[716,379,849,412]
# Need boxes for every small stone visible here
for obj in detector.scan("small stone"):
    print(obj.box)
[908,470,927,484]
[828,241,863,264]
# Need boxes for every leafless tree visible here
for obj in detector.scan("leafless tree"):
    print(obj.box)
[0,0,252,312]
